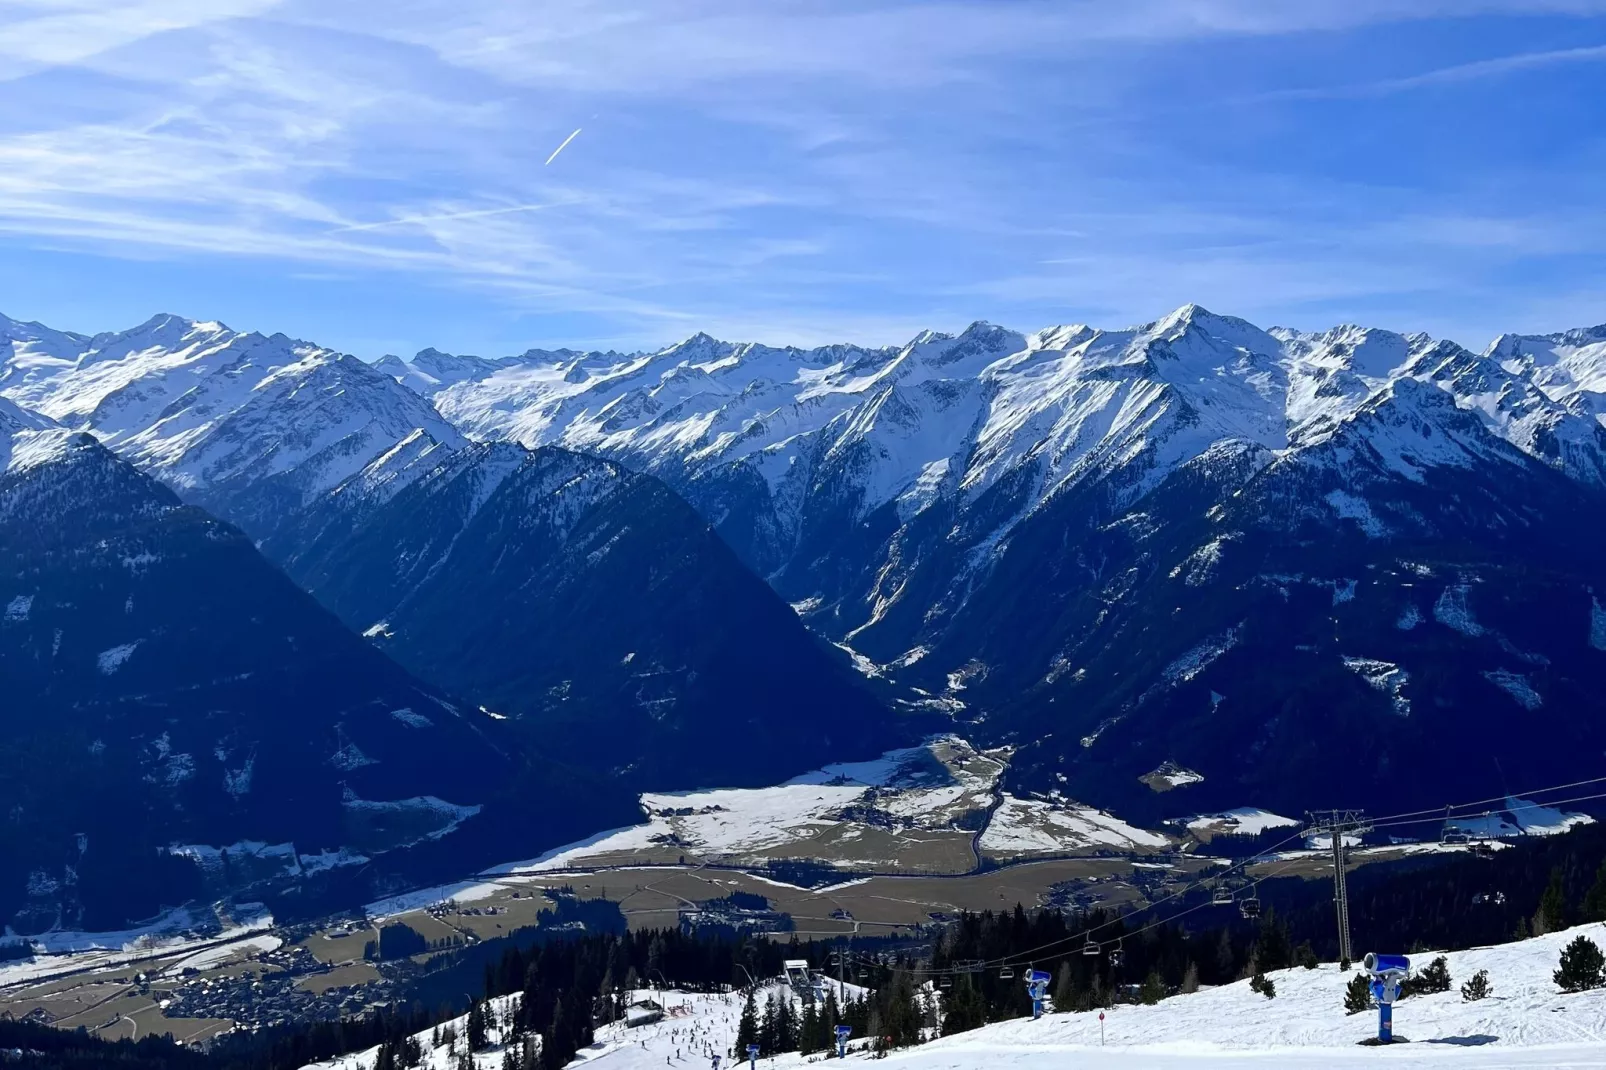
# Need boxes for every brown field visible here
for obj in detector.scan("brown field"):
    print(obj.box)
[295,961,381,994]
[0,835,1437,1048]
[304,927,377,965]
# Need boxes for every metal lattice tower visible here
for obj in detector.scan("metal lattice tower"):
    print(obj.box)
[1305,810,1372,963]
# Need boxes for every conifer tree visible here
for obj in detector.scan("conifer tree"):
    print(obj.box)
[1535,866,1569,936]
[1053,963,1075,1009]
[734,991,759,1057]
[800,998,821,1054]
[1460,970,1492,1002]
[778,995,799,1052]
[1555,934,1606,992]
[759,995,778,1054]
[1140,971,1165,1005]
[1344,972,1372,1014]
[1583,858,1606,922]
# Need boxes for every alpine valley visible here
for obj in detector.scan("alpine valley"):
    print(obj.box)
[4,305,1606,930]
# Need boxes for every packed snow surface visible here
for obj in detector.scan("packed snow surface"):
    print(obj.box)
[305,926,1606,1068]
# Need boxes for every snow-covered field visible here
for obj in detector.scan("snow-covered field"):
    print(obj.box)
[306,925,1606,1069]
[979,795,1171,856]
[0,901,274,988]
[1185,808,1301,839]
[498,737,1008,870]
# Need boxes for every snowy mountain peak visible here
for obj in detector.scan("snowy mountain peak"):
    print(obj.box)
[0,393,53,434]
[0,394,86,475]
[658,331,734,364]
[0,315,466,535]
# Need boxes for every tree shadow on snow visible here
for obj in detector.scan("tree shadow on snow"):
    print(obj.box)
[1425,1035,1500,1046]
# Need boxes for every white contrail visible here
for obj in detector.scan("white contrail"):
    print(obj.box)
[545,127,582,165]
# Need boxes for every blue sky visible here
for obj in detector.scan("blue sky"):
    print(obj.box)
[1,1,1604,357]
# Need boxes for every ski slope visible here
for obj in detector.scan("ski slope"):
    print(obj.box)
[896,924,1606,1068]
[306,924,1606,1069]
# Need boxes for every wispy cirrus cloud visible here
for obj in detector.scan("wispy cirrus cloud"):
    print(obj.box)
[0,0,1604,353]
[0,0,281,76]
[1254,41,1606,100]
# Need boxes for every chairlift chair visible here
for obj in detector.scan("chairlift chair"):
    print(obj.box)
[1109,939,1125,968]
[1212,887,1234,906]
[1081,938,1100,957]
[939,975,952,990]
[999,965,1015,980]
[1239,889,1261,919]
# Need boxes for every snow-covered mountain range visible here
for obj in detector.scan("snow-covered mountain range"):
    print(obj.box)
[7,303,1606,846]
[0,312,463,540]
[363,305,1606,817]
[375,307,1606,642]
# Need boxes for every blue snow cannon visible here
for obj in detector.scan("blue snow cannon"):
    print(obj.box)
[1362,953,1411,1043]
[833,1024,852,1059]
[1025,969,1052,1019]
[746,1043,760,1070]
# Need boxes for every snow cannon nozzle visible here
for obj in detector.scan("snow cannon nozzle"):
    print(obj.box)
[1362,953,1409,978]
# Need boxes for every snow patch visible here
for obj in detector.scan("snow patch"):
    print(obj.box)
[1185,808,1299,838]
[1483,669,1542,710]
[297,847,371,875]
[223,756,254,798]
[1453,795,1592,837]
[1433,584,1483,636]
[1342,656,1410,716]
[329,742,377,770]
[389,707,433,728]
[1161,627,1240,684]
[1324,489,1386,536]
[979,794,1169,855]
[96,640,140,674]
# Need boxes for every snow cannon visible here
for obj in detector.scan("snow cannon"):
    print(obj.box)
[747,1043,760,1070]
[1361,953,1410,1043]
[1025,969,1052,1019]
[834,1025,852,1059]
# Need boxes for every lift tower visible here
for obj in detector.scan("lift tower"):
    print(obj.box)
[1304,809,1372,964]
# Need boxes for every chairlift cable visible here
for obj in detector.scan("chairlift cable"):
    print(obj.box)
[875,769,1606,978]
